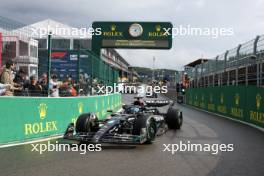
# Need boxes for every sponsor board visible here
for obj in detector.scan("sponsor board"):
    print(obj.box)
[0,93,122,145]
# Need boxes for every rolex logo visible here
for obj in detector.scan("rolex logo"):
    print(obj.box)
[78,102,84,114]
[95,100,98,111]
[220,93,224,104]
[155,25,161,32]
[235,93,240,106]
[111,25,116,31]
[38,103,48,120]
[256,93,261,109]
[210,94,213,103]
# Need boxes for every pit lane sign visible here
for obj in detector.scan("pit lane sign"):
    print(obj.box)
[91,22,173,56]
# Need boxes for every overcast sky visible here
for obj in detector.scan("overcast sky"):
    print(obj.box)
[0,0,263,70]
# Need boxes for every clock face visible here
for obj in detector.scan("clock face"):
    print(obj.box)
[129,23,143,37]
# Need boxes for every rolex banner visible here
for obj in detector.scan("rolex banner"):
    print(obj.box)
[0,93,122,145]
[186,86,264,128]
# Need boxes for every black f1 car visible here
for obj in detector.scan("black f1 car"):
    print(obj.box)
[64,99,183,144]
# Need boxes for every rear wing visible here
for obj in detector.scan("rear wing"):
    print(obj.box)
[145,100,174,107]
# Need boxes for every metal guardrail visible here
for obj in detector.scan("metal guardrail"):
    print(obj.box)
[188,35,264,88]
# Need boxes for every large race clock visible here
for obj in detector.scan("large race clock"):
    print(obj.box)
[128,23,143,37]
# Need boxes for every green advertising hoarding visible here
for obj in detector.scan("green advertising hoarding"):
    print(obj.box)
[0,93,122,145]
[92,21,173,56]
[186,86,264,128]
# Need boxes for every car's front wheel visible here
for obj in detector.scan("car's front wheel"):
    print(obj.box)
[166,108,183,129]
[75,113,99,133]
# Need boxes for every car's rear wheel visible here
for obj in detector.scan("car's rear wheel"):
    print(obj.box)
[166,108,183,129]
[75,113,99,133]
[132,115,156,143]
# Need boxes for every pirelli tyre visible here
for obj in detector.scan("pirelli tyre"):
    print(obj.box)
[132,115,157,144]
[75,113,99,133]
[166,108,183,129]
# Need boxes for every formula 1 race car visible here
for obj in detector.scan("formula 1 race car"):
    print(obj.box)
[64,99,183,144]
[145,92,158,98]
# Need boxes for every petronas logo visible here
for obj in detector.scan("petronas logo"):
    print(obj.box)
[220,93,224,104]
[256,94,261,109]
[38,103,47,120]
[235,93,240,106]
[78,102,84,114]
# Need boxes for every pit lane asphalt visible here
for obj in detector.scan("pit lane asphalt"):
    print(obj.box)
[0,94,263,176]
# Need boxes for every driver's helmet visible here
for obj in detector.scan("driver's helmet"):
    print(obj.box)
[126,106,140,114]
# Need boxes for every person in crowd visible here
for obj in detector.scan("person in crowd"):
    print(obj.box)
[0,83,11,96]
[0,60,22,96]
[79,74,85,94]
[28,75,42,96]
[39,73,48,96]
[49,74,60,97]
[60,77,71,97]
[13,69,29,96]
[70,84,77,96]
[67,76,77,96]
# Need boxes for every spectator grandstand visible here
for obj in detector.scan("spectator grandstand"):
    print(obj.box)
[185,35,264,88]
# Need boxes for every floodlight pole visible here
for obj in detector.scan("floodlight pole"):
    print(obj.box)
[47,32,52,97]
[77,44,80,95]
[152,57,155,82]
[175,71,177,87]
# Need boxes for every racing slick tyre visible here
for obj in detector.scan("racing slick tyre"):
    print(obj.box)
[166,108,183,130]
[132,115,156,144]
[75,113,99,133]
